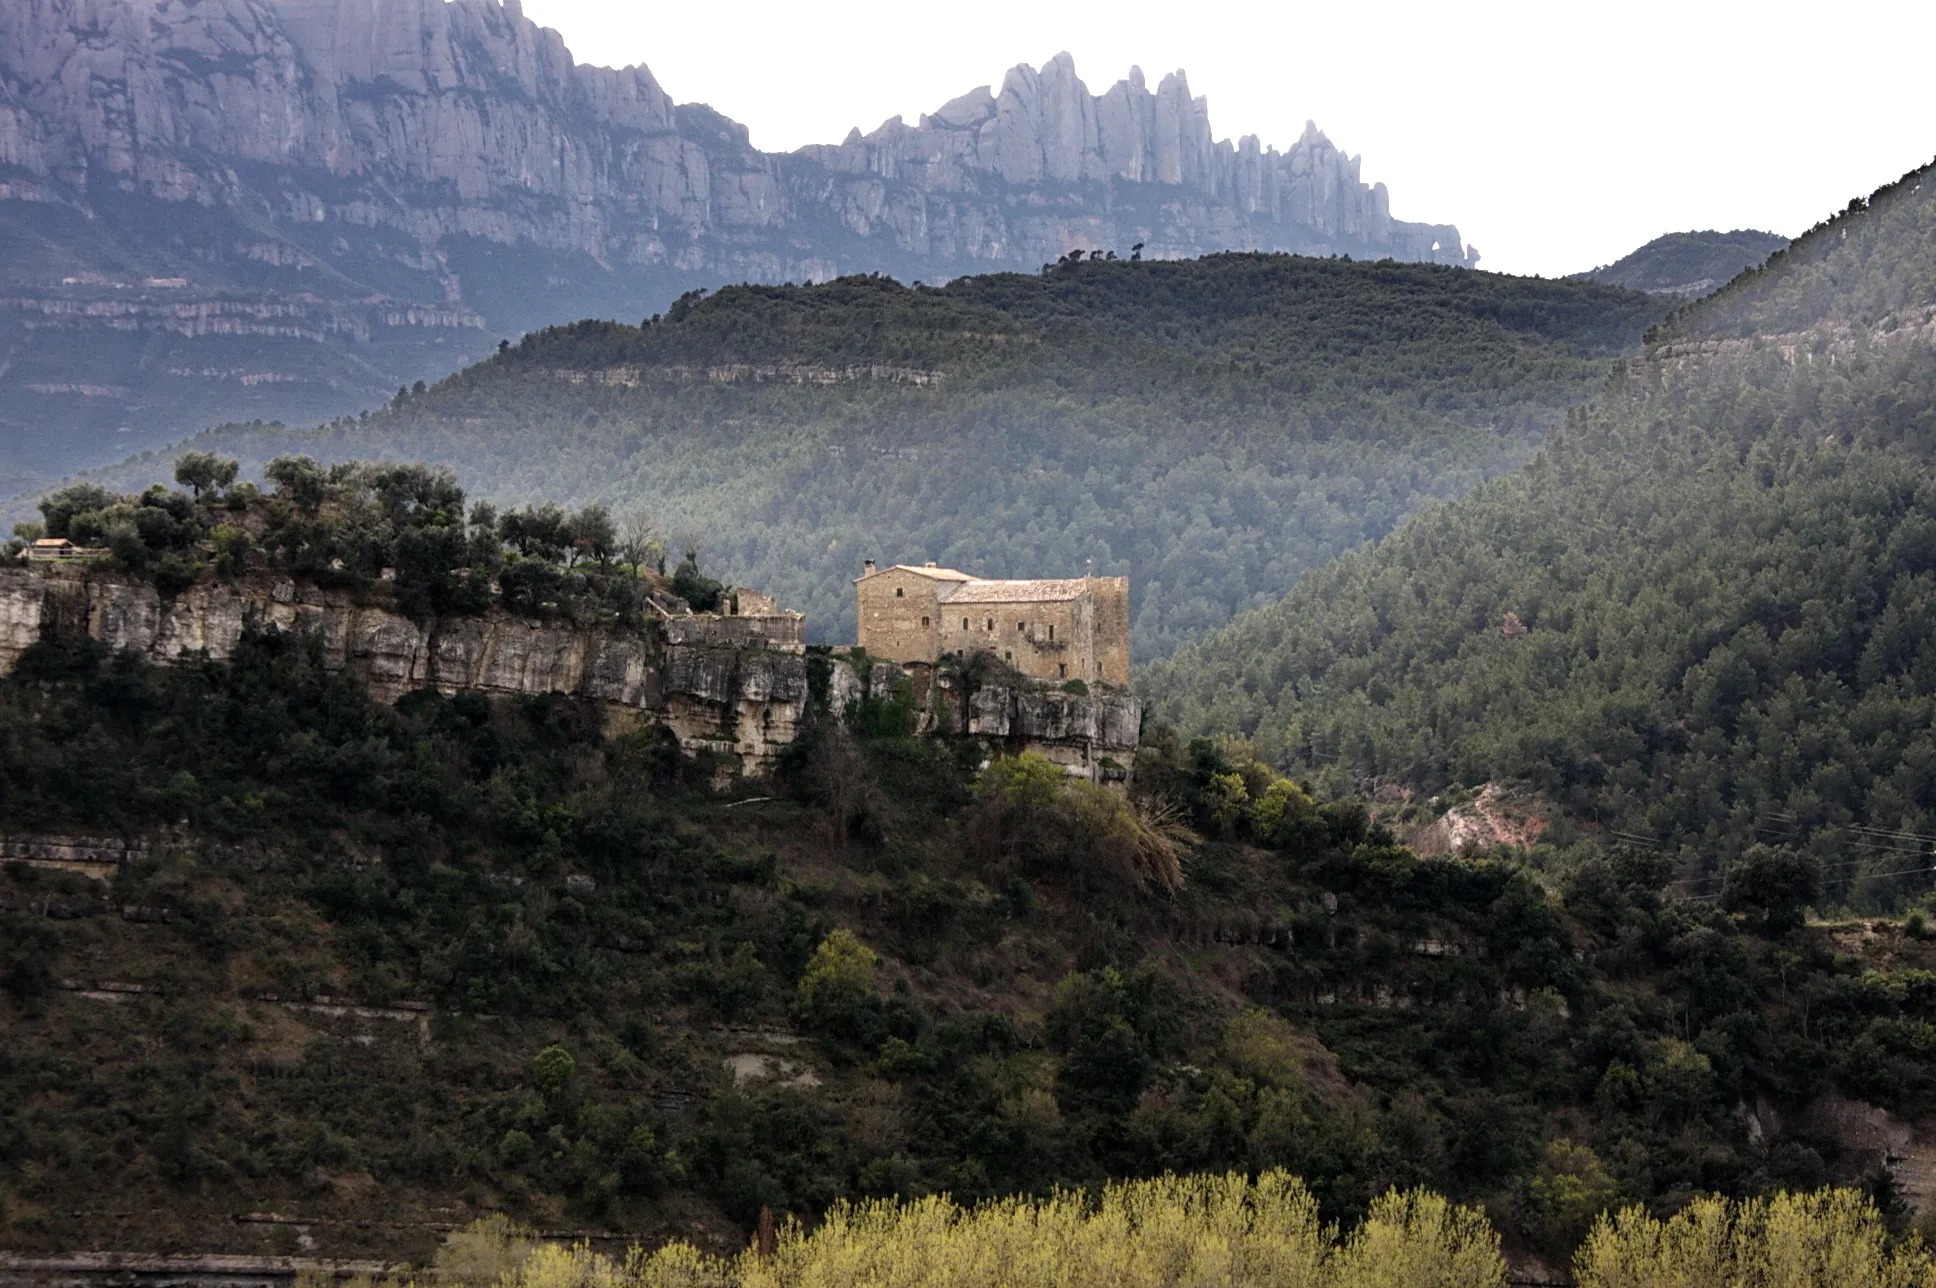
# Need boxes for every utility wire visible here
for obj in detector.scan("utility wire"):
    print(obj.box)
[1680,861,1936,901]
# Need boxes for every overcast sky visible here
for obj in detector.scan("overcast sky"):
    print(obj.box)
[517,0,1933,278]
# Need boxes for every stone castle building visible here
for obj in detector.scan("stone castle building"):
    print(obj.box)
[855,561,1130,686]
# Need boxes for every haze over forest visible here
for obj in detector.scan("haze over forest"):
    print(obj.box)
[4,2,1936,1283]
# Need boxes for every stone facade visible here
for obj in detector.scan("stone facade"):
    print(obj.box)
[855,562,1130,687]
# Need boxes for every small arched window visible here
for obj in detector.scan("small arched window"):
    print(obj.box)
[985,618,993,631]
[962,618,969,630]
[895,587,904,598]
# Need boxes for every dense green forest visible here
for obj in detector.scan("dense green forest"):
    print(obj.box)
[3,611,1933,1265]
[1148,158,1936,909]
[87,255,1664,659]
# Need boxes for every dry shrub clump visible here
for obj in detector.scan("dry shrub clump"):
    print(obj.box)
[428,1172,1504,1288]
[1574,1189,1935,1288]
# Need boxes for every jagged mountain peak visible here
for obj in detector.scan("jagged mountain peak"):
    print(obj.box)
[0,0,1477,487]
[849,52,1389,216]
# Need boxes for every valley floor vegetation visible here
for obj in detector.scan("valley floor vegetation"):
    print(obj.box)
[320,1179,1930,1288]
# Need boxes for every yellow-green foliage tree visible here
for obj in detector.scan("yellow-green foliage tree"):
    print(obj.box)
[792,929,881,1039]
[1573,1189,1934,1288]
[428,1172,1506,1288]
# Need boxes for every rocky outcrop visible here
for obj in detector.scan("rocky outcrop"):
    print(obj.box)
[0,565,812,774]
[863,657,1141,782]
[0,566,1137,779]
[0,0,1475,482]
[1407,782,1552,857]
[803,57,1465,266]
[0,2,1469,275]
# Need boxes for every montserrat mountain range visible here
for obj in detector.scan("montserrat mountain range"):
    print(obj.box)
[0,0,1472,486]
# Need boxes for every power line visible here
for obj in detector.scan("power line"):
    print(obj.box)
[1681,861,1936,902]
[1678,851,1931,887]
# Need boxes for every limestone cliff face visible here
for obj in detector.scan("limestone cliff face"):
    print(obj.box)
[0,566,811,773]
[0,567,1139,779]
[0,0,1473,479]
[0,3,1467,273]
[867,657,1141,782]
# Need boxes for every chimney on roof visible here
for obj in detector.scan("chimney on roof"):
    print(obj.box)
[863,559,877,575]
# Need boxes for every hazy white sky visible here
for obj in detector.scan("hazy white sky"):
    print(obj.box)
[517,0,1934,277]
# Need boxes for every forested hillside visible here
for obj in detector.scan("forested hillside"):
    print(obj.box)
[1148,159,1936,907]
[6,534,1936,1265]
[1576,229,1788,297]
[91,255,1664,659]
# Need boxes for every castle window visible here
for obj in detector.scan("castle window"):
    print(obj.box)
[1048,624,1054,641]
[1004,650,1012,661]
[1017,621,1025,632]
[895,588,904,598]
[1058,663,1067,678]
[962,617,968,630]
[985,618,992,631]
[921,616,930,628]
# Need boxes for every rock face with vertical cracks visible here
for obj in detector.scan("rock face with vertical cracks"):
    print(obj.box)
[0,567,1139,779]
[0,566,810,775]
[864,657,1141,783]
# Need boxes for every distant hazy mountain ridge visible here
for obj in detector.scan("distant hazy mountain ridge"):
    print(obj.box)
[798,57,1469,266]
[0,0,1473,486]
[1576,229,1789,297]
[0,0,1467,272]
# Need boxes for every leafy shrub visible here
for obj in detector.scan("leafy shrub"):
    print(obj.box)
[440,1172,1509,1288]
[793,930,884,1041]
[1573,1189,1930,1288]
[531,1045,576,1097]
[970,752,1185,894]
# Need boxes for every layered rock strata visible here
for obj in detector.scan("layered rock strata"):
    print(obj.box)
[0,567,1139,779]
[848,657,1141,782]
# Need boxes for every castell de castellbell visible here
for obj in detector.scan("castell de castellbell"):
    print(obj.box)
[853,560,1131,686]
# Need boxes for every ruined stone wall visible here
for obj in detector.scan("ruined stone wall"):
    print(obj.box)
[664,613,803,653]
